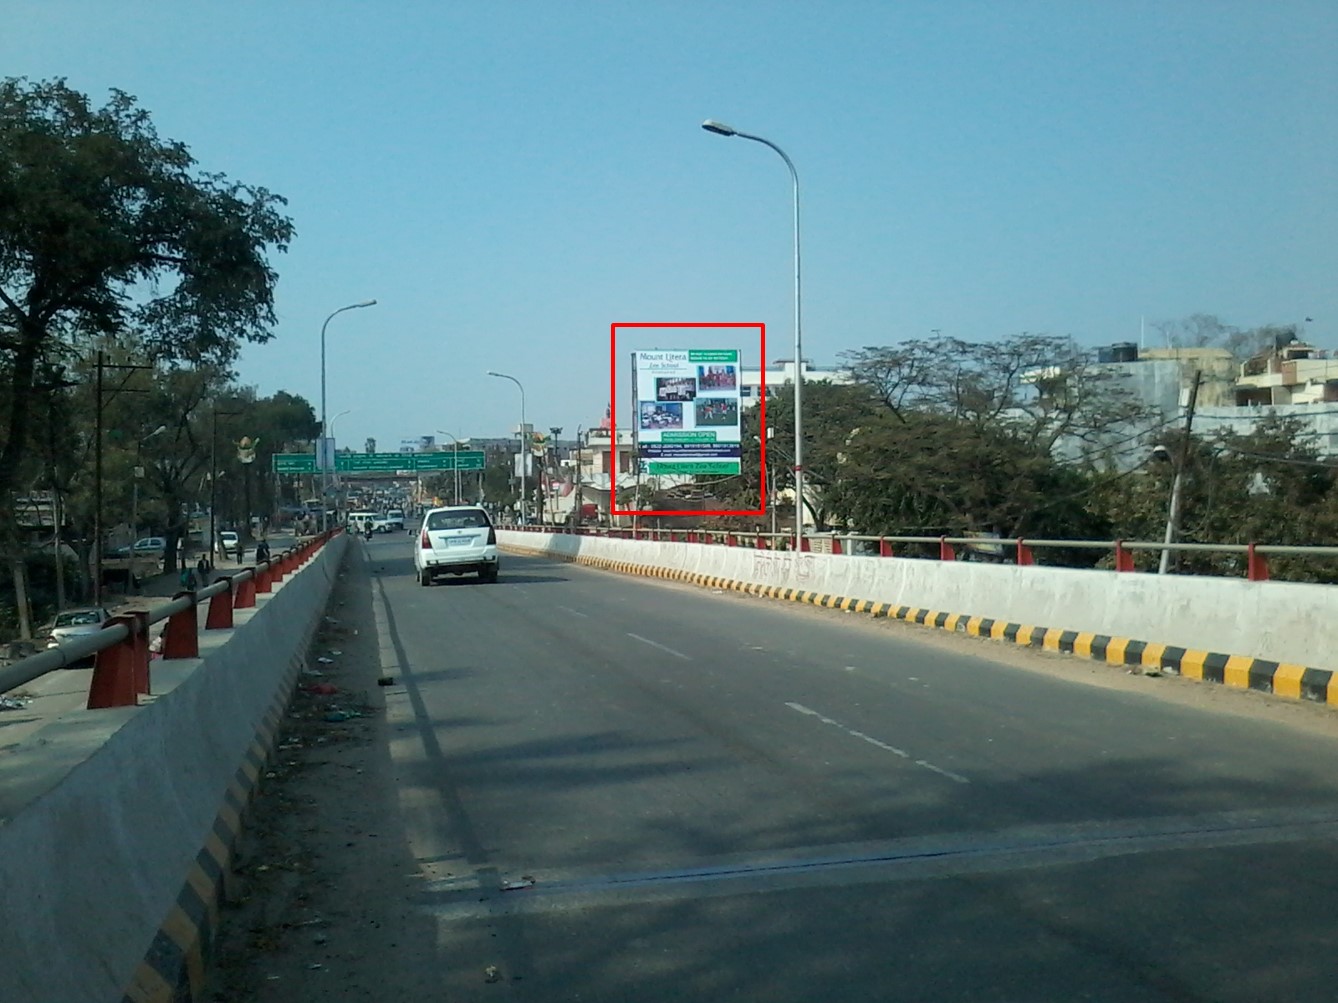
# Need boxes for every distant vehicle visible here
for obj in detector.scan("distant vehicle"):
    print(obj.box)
[383,509,405,531]
[41,606,113,665]
[215,530,240,557]
[347,511,378,533]
[414,506,499,585]
[106,537,165,560]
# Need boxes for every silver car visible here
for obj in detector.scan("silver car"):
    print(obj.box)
[413,506,499,585]
[41,606,113,665]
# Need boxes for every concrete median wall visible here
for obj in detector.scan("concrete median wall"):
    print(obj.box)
[500,531,1336,676]
[0,535,348,1003]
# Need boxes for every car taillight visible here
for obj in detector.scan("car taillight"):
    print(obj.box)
[487,526,496,545]
[420,529,431,548]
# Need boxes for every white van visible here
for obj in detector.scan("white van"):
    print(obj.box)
[347,511,378,533]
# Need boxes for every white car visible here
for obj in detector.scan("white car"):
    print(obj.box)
[215,530,240,557]
[414,506,499,585]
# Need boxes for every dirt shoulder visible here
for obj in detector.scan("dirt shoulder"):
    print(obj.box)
[204,547,441,1002]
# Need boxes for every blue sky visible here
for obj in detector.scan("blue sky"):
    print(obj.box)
[5,1,1335,451]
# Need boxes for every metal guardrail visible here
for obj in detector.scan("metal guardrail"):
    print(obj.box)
[501,525,1338,583]
[0,530,342,705]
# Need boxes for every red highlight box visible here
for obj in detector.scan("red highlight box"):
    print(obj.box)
[610,322,766,518]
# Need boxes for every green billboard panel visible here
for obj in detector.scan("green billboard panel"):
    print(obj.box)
[646,460,741,476]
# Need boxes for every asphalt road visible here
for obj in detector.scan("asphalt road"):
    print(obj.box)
[232,538,1338,1001]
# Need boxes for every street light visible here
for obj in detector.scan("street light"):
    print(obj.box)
[435,430,462,505]
[328,410,353,504]
[702,118,807,550]
[320,300,377,530]
[131,424,168,568]
[486,371,527,524]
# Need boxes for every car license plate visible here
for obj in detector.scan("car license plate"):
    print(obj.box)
[448,536,471,547]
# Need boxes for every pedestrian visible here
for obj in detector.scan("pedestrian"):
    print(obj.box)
[196,556,210,586]
[235,538,244,564]
[255,539,271,563]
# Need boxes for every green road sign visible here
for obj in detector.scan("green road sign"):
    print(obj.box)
[337,453,411,472]
[414,450,486,471]
[272,453,316,473]
[272,450,487,474]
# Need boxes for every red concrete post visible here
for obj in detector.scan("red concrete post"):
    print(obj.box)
[87,614,146,709]
[206,579,235,629]
[830,536,843,555]
[879,537,894,557]
[1016,539,1035,566]
[1113,540,1135,572]
[234,571,257,609]
[939,536,956,561]
[162,592,200,659]
[1247,542,1270,582]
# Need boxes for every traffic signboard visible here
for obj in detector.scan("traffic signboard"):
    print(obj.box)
[414,450,486,471]
[272,453,316,473]
[272,450,486,473]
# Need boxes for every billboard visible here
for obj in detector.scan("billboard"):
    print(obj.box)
[634,349,741,475]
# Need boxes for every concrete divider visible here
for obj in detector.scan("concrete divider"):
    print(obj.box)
[0,533,348,1003]
[501,531,1337,701]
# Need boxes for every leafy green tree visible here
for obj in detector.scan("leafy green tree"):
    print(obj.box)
[0,77,294,505]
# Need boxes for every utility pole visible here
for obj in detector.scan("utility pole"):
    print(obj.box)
[1159,370,1203,575]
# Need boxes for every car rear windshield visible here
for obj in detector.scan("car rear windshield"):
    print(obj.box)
[425,509,490,530]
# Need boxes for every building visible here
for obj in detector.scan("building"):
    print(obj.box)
[1051,338,1338,468]
[1232,341,1338,406]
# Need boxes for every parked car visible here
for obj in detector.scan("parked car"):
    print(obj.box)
[40,606,113,665]
[414,506,499,584]
[106,537,165,560]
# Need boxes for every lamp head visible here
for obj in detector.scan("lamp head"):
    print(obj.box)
[355,299,377,308]
[701,119,737,137]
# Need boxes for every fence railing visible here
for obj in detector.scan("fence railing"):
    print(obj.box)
[500,525,1338,583]
[0,529,341,706]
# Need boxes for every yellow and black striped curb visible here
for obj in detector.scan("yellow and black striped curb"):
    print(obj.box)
[504,544,1338,707]
[120,649,306,1003]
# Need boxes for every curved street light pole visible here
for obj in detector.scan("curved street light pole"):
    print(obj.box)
[702,119,806,550]
[319,300,377,530]
[486,371,527,524]
[436,430,463,505]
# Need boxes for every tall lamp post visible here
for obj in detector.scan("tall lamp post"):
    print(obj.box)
[131,424,167,563]
[702,119,807,550]
[486,371,527,524]
[435,429,463,504]
[328,409,352,515]
[319,300,377,530]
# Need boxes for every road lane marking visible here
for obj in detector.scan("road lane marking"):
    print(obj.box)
[785,701,969,784]
[556,605,589,618]
[626,633,692,660]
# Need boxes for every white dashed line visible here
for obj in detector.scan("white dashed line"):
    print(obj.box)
[626,633,692,660]
[556,605,589,618]
[785,701,969,784]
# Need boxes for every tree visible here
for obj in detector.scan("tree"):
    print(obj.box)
[824,334,1153,538]
[0,77,294,505]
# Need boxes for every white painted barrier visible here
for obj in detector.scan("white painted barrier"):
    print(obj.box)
[500,531,1336,672]
[0,535,348,1003]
